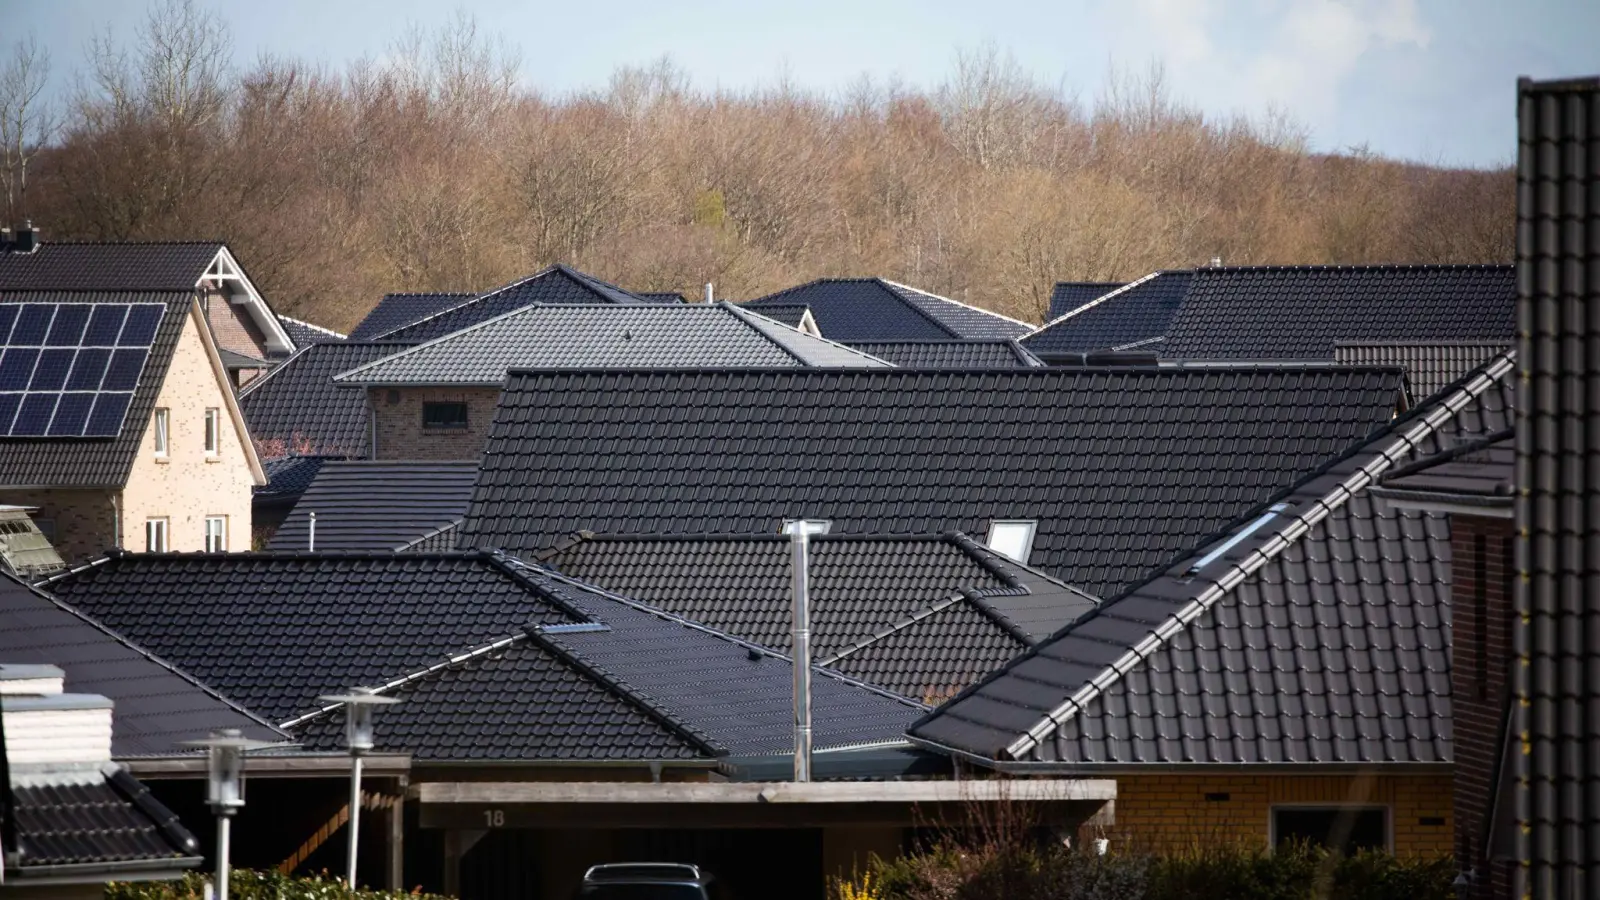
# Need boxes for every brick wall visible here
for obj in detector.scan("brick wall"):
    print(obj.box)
[369,386,501,461]
[1109,772,1453,857]
[1450,514,1514,897]
[0,488,117,564]
[201,285,270,360]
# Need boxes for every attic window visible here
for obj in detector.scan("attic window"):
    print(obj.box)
[986,520,1036,564]
[1186,503,1291,576]
[422,401,468,430]
[782,519,831,536]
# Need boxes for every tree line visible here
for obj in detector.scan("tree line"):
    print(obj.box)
[1,0,1513,329]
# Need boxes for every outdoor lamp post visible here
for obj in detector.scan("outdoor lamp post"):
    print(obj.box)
[180,729,277,900]
[319,688,400,888]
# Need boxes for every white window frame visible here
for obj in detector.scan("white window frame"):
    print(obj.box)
[204,516,227,553]
[1268,803,1392,854]
[203,408,220,456]
[145,517,169,553]
[781,519,832,536]
[153,408,170,457]
[986,520,1038,564]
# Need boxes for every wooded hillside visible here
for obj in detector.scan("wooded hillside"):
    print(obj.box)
[1,3,1513,328]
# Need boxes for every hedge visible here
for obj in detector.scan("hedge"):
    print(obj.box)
[107,869,453,900]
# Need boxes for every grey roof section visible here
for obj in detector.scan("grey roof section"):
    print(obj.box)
[8,767,200,872]
[1514,75,1600,893]
[375,265,655,344]
[278,315,346,345]
[1334,341,1508,402]
[746,279,1031,342]
[737,303,810,330]
[334,303,887,385]
[1048,282,1126,319]
[0,293,187,488]
[348,292,472,341]
[909,352,1515,768]
[0,570,283,756]
[0,242,222,292]
[844,340,1043,368]
[268,461,479,551]
[239,341,414,457]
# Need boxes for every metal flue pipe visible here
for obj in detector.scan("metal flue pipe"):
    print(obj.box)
[308,512,316,552]
[790,524,813,782]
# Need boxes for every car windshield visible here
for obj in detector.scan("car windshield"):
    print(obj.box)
[580,885,706,900]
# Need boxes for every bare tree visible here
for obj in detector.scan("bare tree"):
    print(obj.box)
[0,33,55,223]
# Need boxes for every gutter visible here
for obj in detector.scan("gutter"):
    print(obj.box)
[5,855,204,886]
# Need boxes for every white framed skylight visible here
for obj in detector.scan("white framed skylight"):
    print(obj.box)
[986,520,1037,563]
[782,519,832,536]
[1186,503,1292,576]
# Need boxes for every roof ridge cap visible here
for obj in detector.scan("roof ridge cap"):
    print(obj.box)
[725,302,893,366]
[997,351,1517,761]
[878,278,1035,331]
[1026,271,1169,334]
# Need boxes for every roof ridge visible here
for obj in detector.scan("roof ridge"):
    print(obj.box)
[9,240,226,247]
[722,302,892,366]
[1195,263,1512,273]
[277,314,347,339]
[1382,425,1514,481]
[366,269,571,342]
[878,278,1035,332]
[994,350,1516,761]
[235,339,412,399]
[817,593,968,668]
[1027,271,1171,334]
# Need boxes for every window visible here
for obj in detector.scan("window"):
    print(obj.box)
[986,520,1037,564]
[204,408,220,455]
[145,518,169,553]
[205,516,227,553]
[1272,807,1389,856]
[1185,502,1291,575]
[781,519,832,535]
[152,408,169,457]
[422,401,469,429]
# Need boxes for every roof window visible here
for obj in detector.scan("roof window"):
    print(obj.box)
[986,520,1037,564]
[782,519,831,536]
[1186,503,1291,576]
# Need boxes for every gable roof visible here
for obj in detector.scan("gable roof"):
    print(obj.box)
[373,265,655,344]
[289,558,921,760]
[1048,282,1126,319]
[255,454,349,504]
[0,241,224,292]
[278,315,346,345]
[333,303,888,386]
[268,461,478,551]
[907,353,1515,769]
[1162,264,1514,361]
[348,292,473,341]
[845,340,1043,368]
[39,551,587,725]
[1,571,284,756]
[1024,272,1194,356]
[537,532,1094,700]
[0,293,187,488]
[638,291,688,303]
[1334,340,1508,402]
[463,365,1405,598]
[746,279,1032,342]
[239,341,413,457]
[736,303,812,331]
[6,766,200,874]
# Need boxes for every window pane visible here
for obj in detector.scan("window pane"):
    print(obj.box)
[205,408,218,452]
[987,521,1036,563]
[422,401,469,428]
[154,409,168,453]
[1273,807,1387,856]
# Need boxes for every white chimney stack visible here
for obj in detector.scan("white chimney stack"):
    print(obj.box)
[0,664,114,767]
[704,283,715,304]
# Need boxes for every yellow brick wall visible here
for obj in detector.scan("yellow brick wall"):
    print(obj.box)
[1107,772,1452,857]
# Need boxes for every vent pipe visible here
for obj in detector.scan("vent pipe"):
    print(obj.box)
[308,512,317,552]
[1209,255,1223,267]
[704,283,715,304]
[788,521,813,782]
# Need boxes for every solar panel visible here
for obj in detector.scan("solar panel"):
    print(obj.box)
[0,302,164,438]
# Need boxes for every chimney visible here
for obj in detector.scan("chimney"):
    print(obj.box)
[12,222,38,254]
[0,227,11,251]
[1209,255,1223,267]
[0,664,114,767]
[704,283,715,304]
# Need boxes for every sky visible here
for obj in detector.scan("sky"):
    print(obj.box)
[11,0,1598,168]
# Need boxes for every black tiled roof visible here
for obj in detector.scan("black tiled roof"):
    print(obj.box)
[0,294,187,488]
[1161,265,1514,360]
[738,303,811,329]
[238,341,413,458]
[844,341,1043,368]
[462,366,1405,598]
[268,461,478,551]
[1374,430,1513,506]
[1334,341,1508,402]
[255,454,348,503]
[538,533,1092,699]
[278,315,346,345]
[1048,282,1126,319]
[0,242,220,291]
[1023,272,1193,356]
[333,304,887,385]
[10,768,199,867]
[1514,76,1600,892]
[746,279,1031,342]
[638,291,688,303]
[375,266,652,344]
[348,292,471,341]
[1,571,283,755]
[908,353,1515,767]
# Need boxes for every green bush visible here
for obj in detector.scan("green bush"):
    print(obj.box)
[107,868,454,900]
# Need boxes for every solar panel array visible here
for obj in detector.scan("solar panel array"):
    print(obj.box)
[0,303,164,438]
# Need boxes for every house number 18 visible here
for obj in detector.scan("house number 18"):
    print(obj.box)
[482,809,505,827]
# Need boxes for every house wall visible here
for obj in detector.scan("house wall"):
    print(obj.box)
[1450,514,1514,898]
[119,308,256,552]
[201,284,271,362]
[369,386,501,461]
[0,488,117,565]
[1108,772,1453,857]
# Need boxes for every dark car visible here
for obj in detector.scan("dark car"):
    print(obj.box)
[575,863,726,900]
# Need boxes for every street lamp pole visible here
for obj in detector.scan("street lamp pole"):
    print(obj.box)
[180,730,277,900]
[319,688,400,889]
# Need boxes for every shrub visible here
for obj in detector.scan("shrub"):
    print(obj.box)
[107,868,454,900]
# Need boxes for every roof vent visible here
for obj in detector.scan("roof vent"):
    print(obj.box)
[1209,255,1223,267]
[704,283,715,304]
[12,221,39,254]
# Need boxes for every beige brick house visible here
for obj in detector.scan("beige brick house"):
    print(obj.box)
[0,295,265,563]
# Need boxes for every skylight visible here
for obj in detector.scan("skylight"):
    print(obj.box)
[782,519,832,535]
[1186,503,1292,576]
[986,520,1037,564]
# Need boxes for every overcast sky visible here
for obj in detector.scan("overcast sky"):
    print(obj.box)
[13,0,1598,167]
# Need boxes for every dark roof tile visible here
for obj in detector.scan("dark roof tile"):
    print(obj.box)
[844,341,1043,368]
[1048,282,1126,319]
[374,266,653,343]
[1024,272,1192,355]
[0,242,221,292]
[347,292,471,341]
[268,461,478,551]
[239,342,414,457]
[746,279,1031,342]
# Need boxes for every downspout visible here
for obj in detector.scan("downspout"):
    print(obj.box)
[790,524,812,782]
[111,493,122,550]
